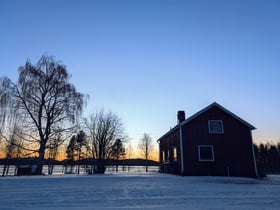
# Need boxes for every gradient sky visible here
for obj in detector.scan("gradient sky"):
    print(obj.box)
[0,0,279,147]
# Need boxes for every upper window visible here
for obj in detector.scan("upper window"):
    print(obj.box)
[208,120,224,133]
[198,145,214,161]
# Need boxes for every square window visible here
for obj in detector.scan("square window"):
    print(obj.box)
[208,120,224,133]
[198,145,214,161]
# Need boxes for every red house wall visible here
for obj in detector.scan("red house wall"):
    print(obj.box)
[182,106,257,177]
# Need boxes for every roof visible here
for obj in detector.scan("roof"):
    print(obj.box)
[157,102,256,142]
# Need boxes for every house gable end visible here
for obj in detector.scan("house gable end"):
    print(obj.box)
[181,102,256,130]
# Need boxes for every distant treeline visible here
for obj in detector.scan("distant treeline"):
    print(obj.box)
[0,158,160,167]
[254,143,280,177]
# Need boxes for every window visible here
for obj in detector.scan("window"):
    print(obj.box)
[198,145,214,161]
[208,120,224,133]
[162,151,165,162]
[173,147,177,161]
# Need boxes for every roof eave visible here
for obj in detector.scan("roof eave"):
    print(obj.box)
[157,125,180,143]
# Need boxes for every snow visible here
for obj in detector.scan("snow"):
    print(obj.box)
[0,172,279,210]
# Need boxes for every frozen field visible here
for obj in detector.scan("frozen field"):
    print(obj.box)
[0,172,279,210]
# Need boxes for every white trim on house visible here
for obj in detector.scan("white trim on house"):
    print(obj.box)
[179,125,184,174]
[250,131,259,177]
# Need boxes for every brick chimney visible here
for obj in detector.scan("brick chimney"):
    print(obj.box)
[177,110,185,124]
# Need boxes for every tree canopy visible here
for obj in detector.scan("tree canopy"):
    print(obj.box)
[0,55,87,174]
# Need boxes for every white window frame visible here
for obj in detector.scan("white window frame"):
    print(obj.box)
[208,120,224,134]
[162,151,165,162]
[198,145,214,161]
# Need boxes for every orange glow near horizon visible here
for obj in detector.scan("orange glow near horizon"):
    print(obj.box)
[0,135,159,161]
[0,147,159,162]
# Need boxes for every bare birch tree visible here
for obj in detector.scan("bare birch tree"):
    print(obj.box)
[138,133,153,172]
[0,55,87,174]
[84,110,126,173]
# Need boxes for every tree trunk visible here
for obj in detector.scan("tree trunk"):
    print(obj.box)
[35,142,46,175]
[145,153,148,172]
[2,164,7,176]
[77,149,81,174]
[95,159,106,174]
[48,164,54,175]
[6,165,10,176]
[48,158,53,175]
[35,162,43,175]
[78,164,80,174]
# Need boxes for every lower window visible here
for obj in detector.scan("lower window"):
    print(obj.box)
[173,147,177,161]
[198,145,214,161]
[162,151,165,162]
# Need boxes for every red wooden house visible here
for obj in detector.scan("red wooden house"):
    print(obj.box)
[157,102,258,178]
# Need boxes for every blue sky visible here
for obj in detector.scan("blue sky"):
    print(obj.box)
[0,0,279,146]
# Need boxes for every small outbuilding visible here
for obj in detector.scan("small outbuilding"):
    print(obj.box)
[16,164,38,176]
[157,102,258,178]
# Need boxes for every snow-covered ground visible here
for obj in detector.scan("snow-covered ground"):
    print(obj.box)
[0,172,279,210]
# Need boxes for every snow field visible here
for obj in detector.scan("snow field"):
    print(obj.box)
[0,173,279,210]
